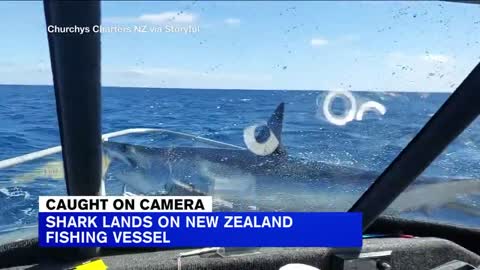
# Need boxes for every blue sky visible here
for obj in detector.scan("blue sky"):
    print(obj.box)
[0,1,479,92]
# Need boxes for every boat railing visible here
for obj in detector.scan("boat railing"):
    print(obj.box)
[0,128,244,170]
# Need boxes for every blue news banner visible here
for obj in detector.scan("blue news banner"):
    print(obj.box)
[39,212,362,247]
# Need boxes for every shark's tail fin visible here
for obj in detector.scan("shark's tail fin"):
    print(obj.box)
[243,102,286,157]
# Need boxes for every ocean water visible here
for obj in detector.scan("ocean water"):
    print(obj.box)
[0,85,479,239]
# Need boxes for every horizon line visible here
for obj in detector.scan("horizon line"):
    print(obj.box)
[0,83,454,94]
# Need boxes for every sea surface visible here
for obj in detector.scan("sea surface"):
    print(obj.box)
[0,84,479,241]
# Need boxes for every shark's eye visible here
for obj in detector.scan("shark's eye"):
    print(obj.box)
[254,125,271,143]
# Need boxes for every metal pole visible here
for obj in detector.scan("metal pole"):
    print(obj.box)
[43,0,102,259]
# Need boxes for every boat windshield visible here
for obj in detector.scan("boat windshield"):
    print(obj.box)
[0,1,479,243]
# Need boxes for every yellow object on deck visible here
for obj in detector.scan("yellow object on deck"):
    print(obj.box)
[74,259,107,270]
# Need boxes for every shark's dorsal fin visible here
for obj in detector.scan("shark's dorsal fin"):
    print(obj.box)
[267,102,284,145]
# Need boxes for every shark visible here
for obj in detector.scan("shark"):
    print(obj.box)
[101,103,480,218]
[13,103,477,217]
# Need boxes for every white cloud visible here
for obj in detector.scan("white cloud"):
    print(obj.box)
[1,51,472,92]
[311,38,329,47]
[139,12,196,24]
[103,66,273,89]
[224,18,241,25]
[422,54,449,63]
[104,11,197,25]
